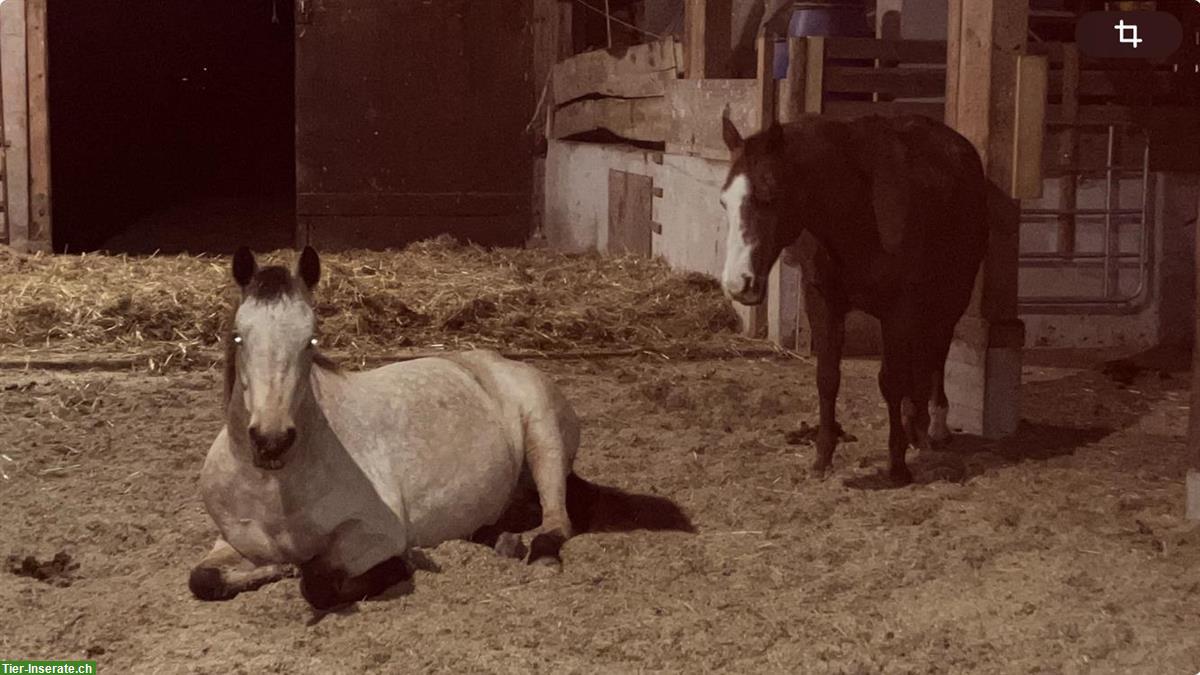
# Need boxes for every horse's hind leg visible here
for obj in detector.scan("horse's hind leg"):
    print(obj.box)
[189,538,292,601]
[521,401,580,567]
[927,322,956,447]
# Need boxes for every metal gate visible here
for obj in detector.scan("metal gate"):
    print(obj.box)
[1018,121,1153,315]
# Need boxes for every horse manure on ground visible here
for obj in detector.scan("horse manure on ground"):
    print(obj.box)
[6,551,79,587]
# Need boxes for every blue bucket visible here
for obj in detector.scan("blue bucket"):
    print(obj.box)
[773,2,873,79]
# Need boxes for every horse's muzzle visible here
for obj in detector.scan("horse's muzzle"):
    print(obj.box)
[727,274,766,306]
[248,426,297,470]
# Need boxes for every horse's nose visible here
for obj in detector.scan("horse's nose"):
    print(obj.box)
[248,425,297,456]
[738,274,754,296]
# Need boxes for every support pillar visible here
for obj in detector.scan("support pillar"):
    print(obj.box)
[1187,191,1200,520]
[942,0,1028,438]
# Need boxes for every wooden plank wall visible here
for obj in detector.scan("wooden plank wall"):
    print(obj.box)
[1,0,29,250]
[26,0,50,250]
[550,38,683,144]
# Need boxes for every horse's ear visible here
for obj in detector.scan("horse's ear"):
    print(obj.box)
[232,247,257,288]
[297,246,321,290]
[722,115,744,151]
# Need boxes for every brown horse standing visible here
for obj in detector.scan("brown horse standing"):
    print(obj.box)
[719,114,989,485]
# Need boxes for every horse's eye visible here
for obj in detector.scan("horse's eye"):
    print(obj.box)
[309,337,318,348]
[232,334,243,345]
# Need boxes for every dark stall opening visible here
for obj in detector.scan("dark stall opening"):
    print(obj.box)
[48,0,295,254]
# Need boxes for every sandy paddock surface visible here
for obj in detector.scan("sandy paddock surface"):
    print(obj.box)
[1,349,1197,674]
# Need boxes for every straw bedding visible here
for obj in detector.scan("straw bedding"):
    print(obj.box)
[0,237,754,366]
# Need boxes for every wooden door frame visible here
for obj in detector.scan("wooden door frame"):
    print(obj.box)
[0,0,51,252]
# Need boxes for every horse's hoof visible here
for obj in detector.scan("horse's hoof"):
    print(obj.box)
[494,532,527,560]
[929,434,952,450]
[809,460,832,480]
[889,465,914,487]
[188,567,236,602]
[528,531,566,566]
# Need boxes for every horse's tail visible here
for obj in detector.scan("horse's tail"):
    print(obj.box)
[566,472,695,535]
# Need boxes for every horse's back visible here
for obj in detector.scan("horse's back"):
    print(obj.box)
[326,357,529,544]
[439,350,581,466]
[855,115,988,301]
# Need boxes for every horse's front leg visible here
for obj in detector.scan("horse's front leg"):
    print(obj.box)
[189,538,294,601]
[804,282,846,477]
[879,313,915,486]
[299,555,411,611]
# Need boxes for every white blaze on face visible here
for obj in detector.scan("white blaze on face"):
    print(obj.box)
[235,297,314,437]
[721,173,754,298]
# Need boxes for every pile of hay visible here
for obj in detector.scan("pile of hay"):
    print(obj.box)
[0,238,754,365]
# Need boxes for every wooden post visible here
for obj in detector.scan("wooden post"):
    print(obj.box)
[530,0,573,245]
[744,34,773,339]
[1,0,29,252]
[1189,192,1200,520]
[943,0,1029,439]
[803,36,825,115]
[25,0,50,253]
[683,0,731,79]
[1011,54,1046,200]
[768,37,808,350]
[0,20,7,247]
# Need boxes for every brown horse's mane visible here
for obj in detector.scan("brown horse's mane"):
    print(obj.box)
[222,266,341,407]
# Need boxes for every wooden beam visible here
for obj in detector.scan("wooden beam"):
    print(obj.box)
[552,97,669,143]
[824,37,947,64]
[1190,191,1200,520]
[557,1,574,60]
[1,0,29,251]
[779,38,806,123]
[0,20,7,246]
[683,0,731,79]
[1011,54,1047,199]
[26,0,50,252]
[297,192,529,217]
[823,66,946,99]
[823,100,944,120]
[533,0,561,96]
[551,38,683,106]
[943,0,1030,439]
[804,37,825,115]
[755,36,776,130]
[745,35,774,339]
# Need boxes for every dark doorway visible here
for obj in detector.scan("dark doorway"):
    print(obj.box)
[48,0,295,254]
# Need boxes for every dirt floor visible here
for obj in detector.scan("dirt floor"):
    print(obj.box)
[1,350,1197,674]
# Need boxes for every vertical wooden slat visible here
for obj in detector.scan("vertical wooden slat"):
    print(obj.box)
[942,0,1029,439]
[804,36,825,114]
[1189,192,1200,520]
[742,33,775,339]
[683,0,731,79]
[1056,44,1079,256]
[769,37,808,350]
[0,23,7,246]
[26,0,50,251]
[1011,54,1046,199]
[755,36,777,131]
[780,37,806,123]
[1,0,28,251]
[531,0,564,243]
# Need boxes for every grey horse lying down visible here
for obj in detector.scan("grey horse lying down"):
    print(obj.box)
[189,247,690,610]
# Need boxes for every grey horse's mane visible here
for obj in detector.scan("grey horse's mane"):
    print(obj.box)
[222,265,341,406]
